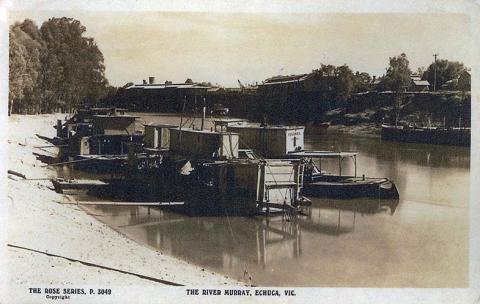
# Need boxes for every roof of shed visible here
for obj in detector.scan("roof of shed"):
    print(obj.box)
[412,80,430,86]
[126,83,210,90]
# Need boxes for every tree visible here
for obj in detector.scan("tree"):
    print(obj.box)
[185,78,194,84]
[313,64,354,96]
[9,26,26,115]
[8,20,44,115]
[9,17,109,114]
[423,59,466,89]
[40,17,108,112]
[382,53,412,92]
[416,66,426,76]
[457,70,471,92]
[333,65,355,102]
[381,53,412,125]
[353,71,371,93]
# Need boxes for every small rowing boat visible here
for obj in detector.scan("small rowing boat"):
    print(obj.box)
[303,175,399,199]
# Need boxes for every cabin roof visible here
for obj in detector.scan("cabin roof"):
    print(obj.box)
[90,107,127,111]
[264,74,310,83]
[288,150,359,158]
[126,83,210,90]
[213,118,247,125]
[202,158,301,166]
[412,80,430,86]
[143,123,178,128]
[227,123,304,130]
[93,115,138,119]
[171,127,239,136]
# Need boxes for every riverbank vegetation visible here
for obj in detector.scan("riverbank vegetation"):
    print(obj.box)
[9,18,109,115]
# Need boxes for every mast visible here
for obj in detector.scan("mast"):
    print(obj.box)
[201,97,206,130]
[433,53,439,92]
[179,96,186,130]
[179,96,186,144]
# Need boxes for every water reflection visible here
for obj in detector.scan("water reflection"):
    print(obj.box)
[83,195,400,284]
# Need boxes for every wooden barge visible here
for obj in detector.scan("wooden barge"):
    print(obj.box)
[381,124,470,146]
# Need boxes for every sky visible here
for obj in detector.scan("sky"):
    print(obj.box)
[8,10,473,87]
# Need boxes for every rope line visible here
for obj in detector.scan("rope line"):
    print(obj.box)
[7,243,183,286]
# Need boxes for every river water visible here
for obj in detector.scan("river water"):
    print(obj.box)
[79,114,469,287]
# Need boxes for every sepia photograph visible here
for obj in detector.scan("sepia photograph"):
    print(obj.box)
[1,1,479,303]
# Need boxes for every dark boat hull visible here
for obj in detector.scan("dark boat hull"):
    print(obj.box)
[74,153,163,173]
[74,155,127,173]
[303,176,399,199]
[381,125,470,146]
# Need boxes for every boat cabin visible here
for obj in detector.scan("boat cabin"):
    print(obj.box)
[92,115,138,136]
[169,127,239,160]
[56,108,129,139]
[224,123,305,158]
[196,159,305,213]
[79,135,144,155]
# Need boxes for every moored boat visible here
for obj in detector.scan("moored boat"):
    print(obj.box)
[303,175,399,199]
[381,124,470,146]
[288,150,399,200]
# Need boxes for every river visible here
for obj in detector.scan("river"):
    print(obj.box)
[79,114,470,287]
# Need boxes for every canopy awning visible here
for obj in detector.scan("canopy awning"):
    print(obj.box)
[287,150,358,158]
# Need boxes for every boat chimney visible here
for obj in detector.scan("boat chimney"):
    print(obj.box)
[201,97,206,130]
[149,76,155,84]
[142,79,147,85]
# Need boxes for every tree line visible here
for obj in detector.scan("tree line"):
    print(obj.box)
[257,53,470,116]
[378,53,470,92]
[9,18,108,115]
[309,53,470,103]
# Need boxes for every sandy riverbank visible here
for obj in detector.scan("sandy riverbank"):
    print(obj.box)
[4,114,240,299]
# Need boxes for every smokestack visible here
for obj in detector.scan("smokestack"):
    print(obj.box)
[143,79,147,85]
[149,76,155,84]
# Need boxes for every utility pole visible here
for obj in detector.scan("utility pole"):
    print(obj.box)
[433,53,439,91]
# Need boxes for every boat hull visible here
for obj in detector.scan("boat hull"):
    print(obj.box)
[381,124,470,146]
[303,176,399,199]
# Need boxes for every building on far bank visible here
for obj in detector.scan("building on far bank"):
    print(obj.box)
[409,74,430,92]
[256,72,338,96]
[257,74,312,95]
[120,77,210,112]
